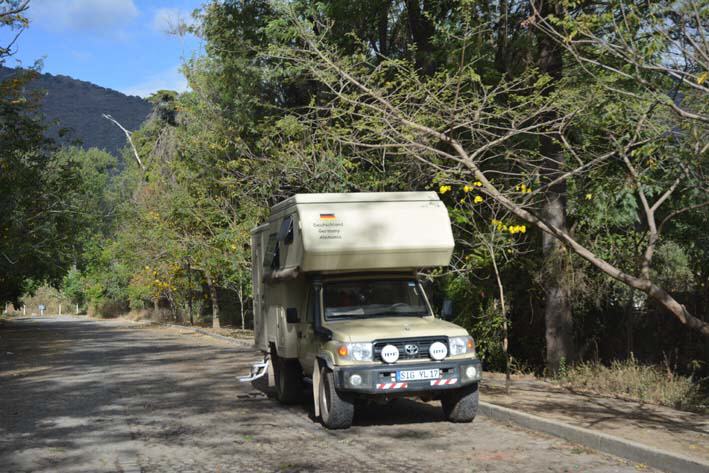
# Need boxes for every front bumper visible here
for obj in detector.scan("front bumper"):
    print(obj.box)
[333,358,482,394]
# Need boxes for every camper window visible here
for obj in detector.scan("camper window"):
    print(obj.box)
[277,216,294,245]
[323,279,429,320]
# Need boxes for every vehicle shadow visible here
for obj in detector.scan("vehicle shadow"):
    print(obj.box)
[250,376,447,427]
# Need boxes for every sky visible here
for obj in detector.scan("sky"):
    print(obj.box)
[0,0,205,97]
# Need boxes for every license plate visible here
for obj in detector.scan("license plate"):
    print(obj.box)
[397,368,440,381]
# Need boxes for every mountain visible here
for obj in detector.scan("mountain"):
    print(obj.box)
[0,66,153,157]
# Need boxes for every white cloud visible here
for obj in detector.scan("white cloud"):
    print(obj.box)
[121,65,189,98]
[151,8,194,35]
[30,0,139,34]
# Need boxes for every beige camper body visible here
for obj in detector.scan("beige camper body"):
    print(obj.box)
[251,192,455,354]
[249,192,481,429]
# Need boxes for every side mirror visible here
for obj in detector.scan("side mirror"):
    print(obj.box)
[286,307,299,324]
[441,299,454,321]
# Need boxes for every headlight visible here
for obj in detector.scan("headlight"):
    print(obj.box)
[449,336,475,356]
[337,342,373,361]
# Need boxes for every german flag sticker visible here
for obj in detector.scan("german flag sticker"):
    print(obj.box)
[319,213,336,220]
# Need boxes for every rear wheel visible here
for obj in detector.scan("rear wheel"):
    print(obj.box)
[319,367,354,429]
[274,356,303,404]
[441,382,479,423]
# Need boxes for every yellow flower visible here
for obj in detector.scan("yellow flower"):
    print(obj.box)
[519,225,526,233]
[698,71,708,85]
[473,195,483,204]
[230,244,237,250]
[585,193,593,200]
[474,181,482,187]
[439,185,452,194]
[509,226,518,234]
[463,185,472,193]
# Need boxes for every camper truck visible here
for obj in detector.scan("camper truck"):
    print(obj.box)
[244,192,482,429]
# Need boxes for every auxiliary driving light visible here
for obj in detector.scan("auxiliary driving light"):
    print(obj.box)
[349,374,363,386]
[465,366,478,379]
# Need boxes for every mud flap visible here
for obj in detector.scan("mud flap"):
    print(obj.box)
[313,359,321,418]
[267,357,275,388]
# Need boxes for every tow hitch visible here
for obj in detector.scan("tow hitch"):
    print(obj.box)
[238,354,270,383]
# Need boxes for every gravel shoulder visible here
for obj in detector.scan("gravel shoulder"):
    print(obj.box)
[1,316,659,473]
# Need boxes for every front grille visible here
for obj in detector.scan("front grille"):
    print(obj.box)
[373,336,449,361]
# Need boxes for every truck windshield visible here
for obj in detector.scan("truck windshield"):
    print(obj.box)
[323,279,429,320]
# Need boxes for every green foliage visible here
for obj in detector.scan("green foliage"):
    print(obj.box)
[61,267,85,307]
[0,71,115,302]
[17,0,704,378]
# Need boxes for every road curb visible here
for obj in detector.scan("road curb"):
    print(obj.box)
[114,316,256,349]
[478,401,709,473]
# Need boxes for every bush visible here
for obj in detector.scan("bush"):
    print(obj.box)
[557,357,708,413]
[88,299,129,319]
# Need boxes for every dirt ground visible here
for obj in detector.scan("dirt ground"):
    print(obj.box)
[481,373,709,462]
[0,316,659,473]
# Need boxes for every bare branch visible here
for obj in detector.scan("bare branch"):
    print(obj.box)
[102,114,145,171]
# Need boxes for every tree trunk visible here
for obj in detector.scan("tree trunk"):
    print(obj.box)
[377,0,391,57]
[237,282,245,330]
[536,0,575,374]
[494,0,509,74]
[187,261,194,326]
[624,292,635,358]
[489,244,511,394]
[405,0,436,75]
[206,272,220,329]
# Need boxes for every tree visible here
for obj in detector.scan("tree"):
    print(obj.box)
[0,1,28,61]
[266,4,709,340]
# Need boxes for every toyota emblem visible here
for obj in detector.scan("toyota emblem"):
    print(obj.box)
[404,344,419,355]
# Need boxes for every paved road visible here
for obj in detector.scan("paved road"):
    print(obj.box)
[0,317,657,473]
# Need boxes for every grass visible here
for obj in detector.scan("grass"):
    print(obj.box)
[556,357,708,414]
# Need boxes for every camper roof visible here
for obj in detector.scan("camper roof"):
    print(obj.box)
[270,192,439,217]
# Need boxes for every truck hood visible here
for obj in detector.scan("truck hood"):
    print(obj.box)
[324,316,468,342]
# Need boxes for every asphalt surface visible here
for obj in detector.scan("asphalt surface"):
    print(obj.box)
[0,317,659,473]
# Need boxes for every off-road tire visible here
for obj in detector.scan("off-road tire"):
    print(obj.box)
[275,356,303,404]
[441,382,479,423]
[319,367,354,429]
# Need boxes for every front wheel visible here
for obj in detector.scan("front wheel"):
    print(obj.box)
[441,382,479,423]
[319,367,354,429]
